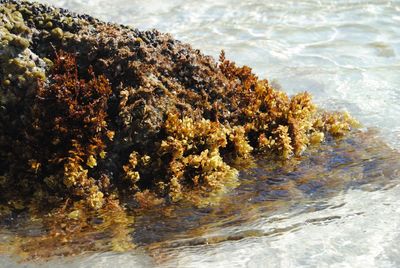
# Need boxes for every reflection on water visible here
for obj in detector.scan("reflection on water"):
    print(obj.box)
[1,130,400,267]
[138,130,399,247]
[3,0,400,267]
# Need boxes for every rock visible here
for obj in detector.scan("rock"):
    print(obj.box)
[0,0,359,212]
[2,0,394,260]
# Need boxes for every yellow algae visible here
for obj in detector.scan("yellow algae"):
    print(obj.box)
[0,0,366,261]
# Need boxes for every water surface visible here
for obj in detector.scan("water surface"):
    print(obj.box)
[4,0,400,267]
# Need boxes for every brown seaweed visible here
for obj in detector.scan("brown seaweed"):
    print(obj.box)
[0,0,373,261]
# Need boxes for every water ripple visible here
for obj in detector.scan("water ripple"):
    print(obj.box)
[13,0,400,267]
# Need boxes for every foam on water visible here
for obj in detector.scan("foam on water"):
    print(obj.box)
[5,0,400,267]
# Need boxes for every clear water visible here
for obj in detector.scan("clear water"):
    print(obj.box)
[4,0,400,267]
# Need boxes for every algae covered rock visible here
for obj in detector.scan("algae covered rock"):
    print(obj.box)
[2,0,397,262]
[0,0,360,214]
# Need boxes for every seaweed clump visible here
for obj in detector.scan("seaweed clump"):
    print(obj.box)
[0,0,360,259]
[33,51,113,209]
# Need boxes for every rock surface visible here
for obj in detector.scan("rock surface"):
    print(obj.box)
[0,0,357,211]
[0,0,361,259]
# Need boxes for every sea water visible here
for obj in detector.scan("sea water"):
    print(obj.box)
[3,0,400,267]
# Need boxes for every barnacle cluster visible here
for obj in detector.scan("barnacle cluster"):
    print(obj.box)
[0,0,361,259]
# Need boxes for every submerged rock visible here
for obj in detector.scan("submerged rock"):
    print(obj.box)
[0,0,371,260]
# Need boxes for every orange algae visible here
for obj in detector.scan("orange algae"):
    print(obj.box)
[0,0,361,260]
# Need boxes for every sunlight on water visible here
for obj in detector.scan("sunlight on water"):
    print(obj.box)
[3,0,400,267]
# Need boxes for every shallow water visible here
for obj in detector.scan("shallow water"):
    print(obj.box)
[3,0,400,267]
